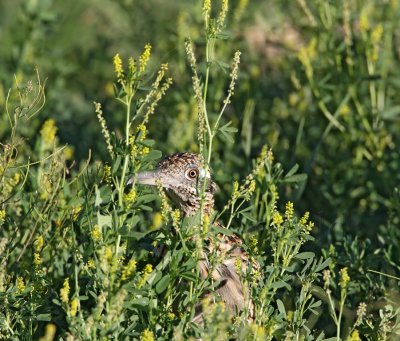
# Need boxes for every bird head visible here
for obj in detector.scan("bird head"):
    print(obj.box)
[132,153,216,216]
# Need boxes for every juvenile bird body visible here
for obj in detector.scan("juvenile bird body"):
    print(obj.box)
[134,152,257,319]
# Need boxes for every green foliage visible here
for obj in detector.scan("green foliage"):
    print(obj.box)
[1,0,400,340]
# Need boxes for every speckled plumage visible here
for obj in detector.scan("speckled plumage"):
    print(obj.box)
[134,152,258,320]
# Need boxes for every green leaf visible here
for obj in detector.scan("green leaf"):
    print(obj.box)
[285,164,299,177]
[240,212,257,222]
[112,155,122,174]
[180,271,197,282]
[36,314,52,321]
[125,297,149,309]
[315,258,331,272]
[282,173,307,183]
[295,252,315,260]
[143,150,162,162]
[271,280,291,290]
[381,105,400,120]
[97,213,112,228]
[155,274,170,294]
[276,299,286,316]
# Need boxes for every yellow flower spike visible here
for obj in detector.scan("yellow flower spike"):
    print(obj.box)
[339,267,350,288]
[285,201,294,220]
[121,259,137,281]
[232,180,239,200]
[272,212,283,227]
[246,179,256,199]
[202,214,210,234]
[72,206,82,221]
[34,236,44,252]
[87,258,96,270]
[113,53,124,81]
[137,124,147,141]
[60,278,70,304]
[128,56,136,75]
[203,0,211,19]
[40,119,58,145]
[139,44,152,73]
[140,147,150,156]
[63,146,74,160]
[103,164,112,184]
[300,211,309,225]
[234,257,242,274]
[141,329,154,341]
[171,209,181,230]
[217,0,229,30]
[151,212,163,230]
[0,210,6,222]
[90,225,102,241]
[349,330,361,341]
[33,253,42,267]
[39,323,56,341]
[144,264,153,274]
[123,188,137,208]
[69,298,79,317]
[104,246,113,262]
[16,276,25,293]
[130,144,138,159]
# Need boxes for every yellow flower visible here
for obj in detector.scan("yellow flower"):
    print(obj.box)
[113,53,124,80]
[137,264,153,288]
[232,180,239,200]
[130,144,138,159]
[217,0,229,29]
[40,119,57,145]
[123,188,137,208]
[348,330,361,341]
[33,253,42,267]
[121,259,137,281]
[202,213,210,234]
[339,267,350,288]
[90,225,102,241]
[203,0,211,17]
[171,209,181,229]
[60,278,70,304]
[72,206,82,221]
[39,323,56,341]
[137,124,147,141]
[151,212,163,229]
[128,56,136,75]
[104,246,113,262]
[63,146,74,160]
[139,44,152,73]
[144,264,153,274]
[300,212,309,225]
[34,236,44,252]
[359,5,371,33]
[167,311,175,320]
[69,297,79,317]
[16,276,25,293]
[103,164,112,183]
[285,201,294,220]
[140,147,150,156]
[272,212,283,227]
[86,258,96,270]
[234,257,243,274]
[141,328,154,341]
[0,210,5,222]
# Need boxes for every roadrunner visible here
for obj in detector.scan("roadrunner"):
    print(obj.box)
[133,152,257,320]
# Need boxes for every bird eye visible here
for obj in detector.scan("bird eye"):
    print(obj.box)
[185,168,199,180]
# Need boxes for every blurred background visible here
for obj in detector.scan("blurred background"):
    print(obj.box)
[1,0,399,253]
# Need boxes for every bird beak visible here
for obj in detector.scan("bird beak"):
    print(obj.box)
[133,170,160,186]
